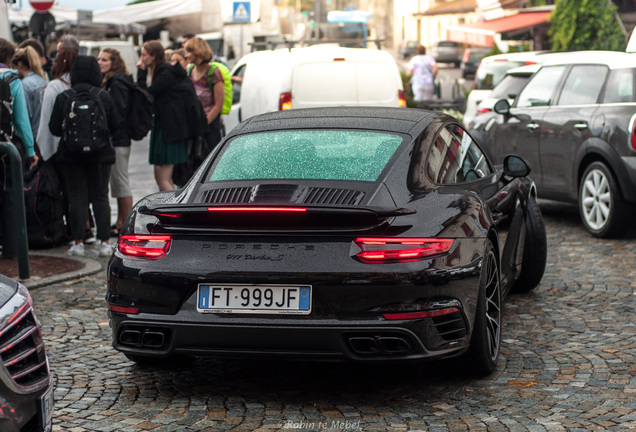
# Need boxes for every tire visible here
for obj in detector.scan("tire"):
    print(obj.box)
[463,239,501,376]
[579,162,630,238]
[511,197,547,293]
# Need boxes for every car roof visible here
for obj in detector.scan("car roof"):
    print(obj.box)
[479,50,554,64]
[230,107,440,136]
[540,50,636,69]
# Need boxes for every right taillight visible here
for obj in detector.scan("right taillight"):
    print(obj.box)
[354,238,454,263]
[279,92,292,110]
[118,235,171,259]
[477,107,491,114]
[630,113,636,151]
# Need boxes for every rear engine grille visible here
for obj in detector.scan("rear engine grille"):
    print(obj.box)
[201,186,364,205]
[431,311,468,341]
[305,187,364,205]
[201,187,252,204]
[0,309,50,392]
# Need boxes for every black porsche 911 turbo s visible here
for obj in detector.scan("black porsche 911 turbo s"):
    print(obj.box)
[107,107,547,376]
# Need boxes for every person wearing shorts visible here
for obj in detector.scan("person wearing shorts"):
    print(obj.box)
[98,48,134,236]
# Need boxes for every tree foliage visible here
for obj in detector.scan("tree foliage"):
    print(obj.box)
[549,0,626,51]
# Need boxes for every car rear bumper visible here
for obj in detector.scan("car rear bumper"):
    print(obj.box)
[110,312,470,362]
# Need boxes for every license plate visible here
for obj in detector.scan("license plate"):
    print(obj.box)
[197,284,312,314]
[40,384,54,432]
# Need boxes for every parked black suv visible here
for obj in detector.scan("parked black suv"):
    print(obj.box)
[470,51,636,237]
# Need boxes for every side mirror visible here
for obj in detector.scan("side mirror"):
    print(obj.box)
[494,99,511,115]
[503,155,531,178]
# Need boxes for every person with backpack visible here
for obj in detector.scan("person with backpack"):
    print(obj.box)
[184,37,227,163]
[0,38,39,259]
[48,56,122,257]
[98,48,134,237]
[136,40,207,191]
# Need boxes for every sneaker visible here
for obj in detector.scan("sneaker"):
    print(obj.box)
[85,229,97,244]
[98,242,113,257]
[67,243,86,257]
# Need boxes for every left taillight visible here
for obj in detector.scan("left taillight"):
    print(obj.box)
[118,235,172,259]
[354,238,453,263]
[398,89,407,108]
[279,92,292,110]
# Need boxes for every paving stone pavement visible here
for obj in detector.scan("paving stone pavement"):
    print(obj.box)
[25,199,636,432]
[27,140,636,431]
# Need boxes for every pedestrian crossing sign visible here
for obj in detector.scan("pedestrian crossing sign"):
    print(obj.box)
[233,1,251,23]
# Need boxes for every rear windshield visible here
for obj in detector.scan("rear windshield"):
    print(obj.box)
[489,75,531,100]
[208,130,403,182]
[603,68,636,103]
[475,60,526,90]
[438,41,459,48]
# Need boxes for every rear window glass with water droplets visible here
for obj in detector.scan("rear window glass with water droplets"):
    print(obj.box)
[208,130,403,182]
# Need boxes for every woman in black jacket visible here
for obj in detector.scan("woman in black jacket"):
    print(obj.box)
[136,40,207,191]
[98,48,133,236]
[49,55,122,257]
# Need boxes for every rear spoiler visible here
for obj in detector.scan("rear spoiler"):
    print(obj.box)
[138,204,415,231]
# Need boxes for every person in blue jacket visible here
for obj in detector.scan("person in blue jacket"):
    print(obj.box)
[0,38,38,259]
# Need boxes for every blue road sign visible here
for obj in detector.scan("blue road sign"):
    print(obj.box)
[233,2,251,23]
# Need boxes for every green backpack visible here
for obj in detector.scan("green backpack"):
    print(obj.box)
[188,62,232,115]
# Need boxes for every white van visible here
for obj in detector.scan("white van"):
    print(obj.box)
[79,41,139,79]
[224,45,406,132]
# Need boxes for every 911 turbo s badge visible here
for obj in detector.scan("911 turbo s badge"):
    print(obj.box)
[201,243,316,251]
[226,254,285,261]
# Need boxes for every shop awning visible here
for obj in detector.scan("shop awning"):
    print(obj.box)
[446,11,550,47]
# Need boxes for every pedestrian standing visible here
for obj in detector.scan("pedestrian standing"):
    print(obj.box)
[11,46,48,139]
[184,37,225,164]
[170,49,188,69]
[407,45,438,102]
[18,38,53,80]
[136,40,207,191]
[48,56,122,257]
[37,35,79,162]
[0,39,39,259]
[98,48,133,237]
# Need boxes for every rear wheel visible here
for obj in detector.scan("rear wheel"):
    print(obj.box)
[511,197,547,293]
[463,240,501,376]
[579,162,629,238]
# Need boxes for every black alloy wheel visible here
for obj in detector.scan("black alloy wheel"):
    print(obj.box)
[463,239,501,376]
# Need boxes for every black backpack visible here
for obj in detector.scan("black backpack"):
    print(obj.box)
[121,79,153,140]
[0,73,18,142]
[61,87,111,154]
[23,162,67,249]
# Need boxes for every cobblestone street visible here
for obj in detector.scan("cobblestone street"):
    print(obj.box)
[27,197,636,432]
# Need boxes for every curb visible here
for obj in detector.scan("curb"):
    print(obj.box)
[19,252,104,289]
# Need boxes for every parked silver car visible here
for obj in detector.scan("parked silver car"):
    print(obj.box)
[430,40,463,67]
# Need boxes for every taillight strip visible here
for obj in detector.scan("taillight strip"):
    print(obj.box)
[118,235,172,259]
[354,237,453,263]
[207,207,307,212]
[383,308,460,320]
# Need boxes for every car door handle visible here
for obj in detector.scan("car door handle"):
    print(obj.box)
[574,123,588,130]
[238,107,242,122]
[527,123,539,131]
